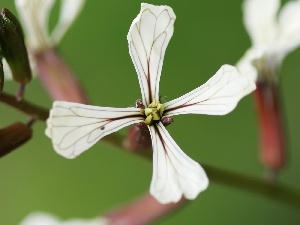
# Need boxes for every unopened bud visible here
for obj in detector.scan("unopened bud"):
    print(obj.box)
[161,116,173,127]
[0,122,32,158]
[124,122,152,152]
[0,59,3,92]
[135,99,145,109]
[0,8,31,84]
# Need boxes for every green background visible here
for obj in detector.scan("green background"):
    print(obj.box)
[1,0,300,224]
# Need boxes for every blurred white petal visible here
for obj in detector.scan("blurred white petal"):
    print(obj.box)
[236,48,262,82]
[276,0,300,56]
[46,101,143,159]
[3,59,13,80]
[127,3,175,106]
[15,0,85,51]
[51,0,86,45]
[20,212,59,225]
[15,0,55,50]
[164,65,255,116]
[240,0,300,82]
[149,123,208,204]
[243,0,279,46]
[19,212,109,225]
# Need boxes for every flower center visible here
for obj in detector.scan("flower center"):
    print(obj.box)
[142,99,164,125]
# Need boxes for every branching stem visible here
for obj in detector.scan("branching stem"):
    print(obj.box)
[1,91,299,208]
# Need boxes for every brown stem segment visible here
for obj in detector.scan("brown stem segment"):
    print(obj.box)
[254,80,286,174]
[0,92,49,121]
[34,48,89,104]
[1,92,299,208]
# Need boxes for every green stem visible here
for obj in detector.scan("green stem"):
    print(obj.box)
[102,137,300,208]
[1,91,300,208]
[205,164,300,208]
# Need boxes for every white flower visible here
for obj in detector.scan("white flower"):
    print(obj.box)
[15,0,85,51]
[3,0,85,79]
[19,212,109,225]
[237,0,300,82]
[45,3,255,204]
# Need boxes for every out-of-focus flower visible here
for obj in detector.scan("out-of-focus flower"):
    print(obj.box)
[19,212,109,225]
[237,0,300,82]
[3,0,88,103]
[236,0,300,175]
[15,0,86,52]
[45,3,255,204]
[3,0,86,80]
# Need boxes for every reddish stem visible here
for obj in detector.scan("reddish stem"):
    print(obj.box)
[34,48,89,104]
[254,81,286,175]
[105,194,185,225]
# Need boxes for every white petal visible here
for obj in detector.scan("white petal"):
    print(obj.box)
[243,0,279,46]
[45,101,143,159]
[236,47,262,82]
[127,3,175,106]
[275,0,300,56]
[149,123,208,204]
[15,0,55,50]
[19,212,109,225]
[19,212,59,225]
[3,59,13,80]
[51,0,86,45]
[164,65,256,116]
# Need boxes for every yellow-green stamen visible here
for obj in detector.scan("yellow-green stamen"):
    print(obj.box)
[142,99,164,125]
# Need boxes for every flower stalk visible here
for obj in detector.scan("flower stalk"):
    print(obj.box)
[34,48,89,103]
[105,194,185,225]
[254,79,286,180]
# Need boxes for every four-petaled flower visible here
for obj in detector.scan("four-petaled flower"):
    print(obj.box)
[46,3,255,204]
[237,0,300,82]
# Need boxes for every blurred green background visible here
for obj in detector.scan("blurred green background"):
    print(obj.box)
[1,0,300,224]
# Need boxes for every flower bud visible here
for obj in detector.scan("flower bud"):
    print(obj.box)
[0,122,32,158]
[0,59,3,92]
[0,8,31,84]
[124,122,152,152]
